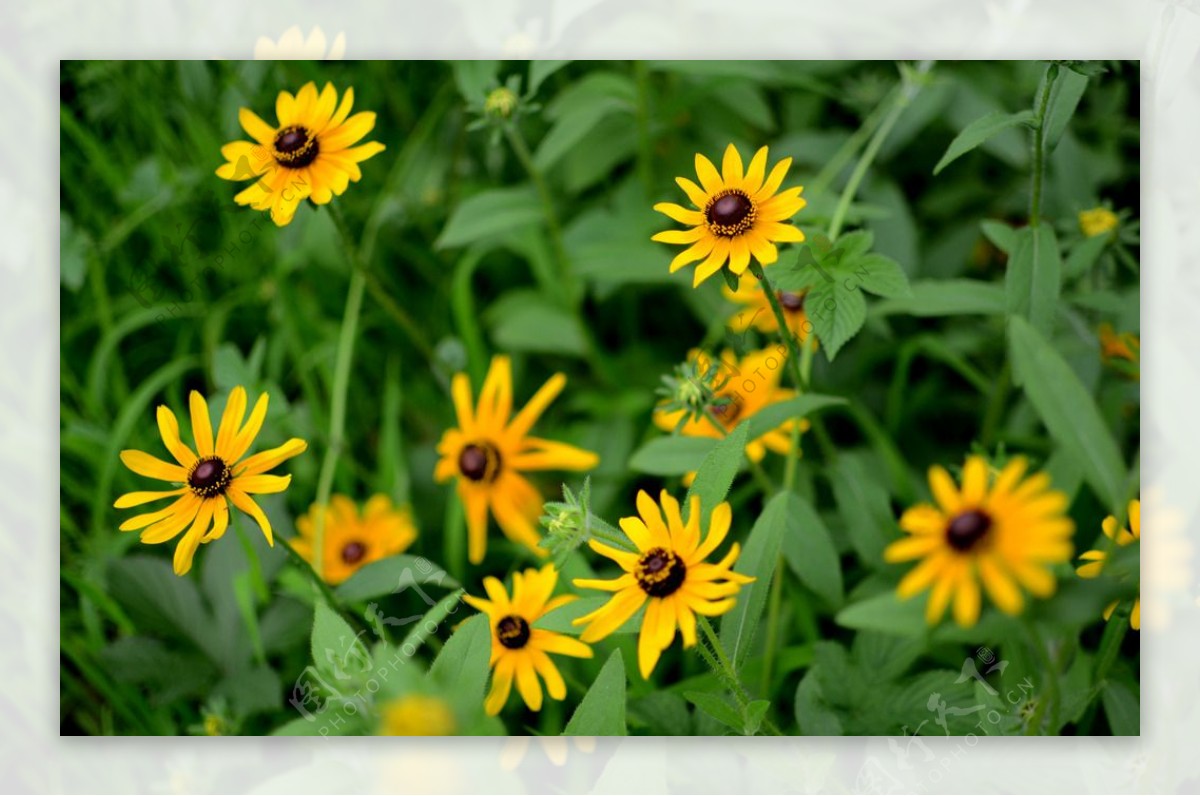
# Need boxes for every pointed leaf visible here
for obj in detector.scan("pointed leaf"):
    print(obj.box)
[933,109,1036,175]
[781,496,844,607]
[720,491,793,669]
[564,649,628,736]
[1006,225,1062,336]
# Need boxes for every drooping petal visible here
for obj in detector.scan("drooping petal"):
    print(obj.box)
[463,484,490,565]
[485,654,515,716]
[637,599,665,678]
[576,587,646,642]
[139,494,202,544]
[514,655,544,711]
[668,236,715,274]
[173,499,216,576]
[228,488,275,546]
[234,438,308,477]
[530,649,567,700]
[489,473,546,556]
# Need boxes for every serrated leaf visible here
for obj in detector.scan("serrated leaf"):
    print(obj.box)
[720,491,793,670]
[629,436,718,476]
[435,186,541,248]
[684,420,750,525]
[334,555,459,603]
[1008,316,1126,512]
[805,275,867,360]
[847,253,912,298]
[311,600,369,679]
[780,496,844,607]
[564,649,628,736]
[1006,225,1062,336]
[933,109,1036,175]
[793,669,843,736]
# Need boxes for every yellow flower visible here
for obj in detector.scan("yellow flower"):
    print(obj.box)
[216,81,385,226]
[378,694,456,735]
[653,349,808,481]
[1079,206,1119,238]
[1077,499,1140,630]
[291,494,418,585]
[653,144,806,287]
[434,355,599,564]
[723,271,815,344]
[884,456,1075,627]
[464,564,593,715]
[114,387,308,576]
[253,26,346,59]
[572,490,754,678]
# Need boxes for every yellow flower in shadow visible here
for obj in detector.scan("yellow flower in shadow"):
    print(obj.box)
[1077,499,1141,630]
[291,494,418,585]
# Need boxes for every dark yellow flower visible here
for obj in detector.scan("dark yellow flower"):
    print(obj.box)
[216,81,385,226]
[378,694,456,736]
[572,490,754,678]
[653,144,805,287]
[653,349,808,480]
[884,456,1074,627]
[434,355,599,564]
[1077,499,1140,630]
[291,494,417,585]
[114,387,307,575]
[1079,206,1119,238]
[723,271,815,345]
[464,564,593,715]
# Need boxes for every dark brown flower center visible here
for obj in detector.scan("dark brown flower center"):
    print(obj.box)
[635,547,687,597]
[273,125,319,168]
[946,509,992,552]
[341,541,367,565]
[496,615,531,649]
[705,190,756,238]
[458,442,502,483]
[710,398,742,426]
[188,456,231,498]
[778,290,806,312]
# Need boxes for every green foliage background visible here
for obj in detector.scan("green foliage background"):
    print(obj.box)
[60,60,1139,736]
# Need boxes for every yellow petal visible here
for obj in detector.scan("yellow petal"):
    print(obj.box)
[320,111,377,152]
[189,391,215,458]
[675,176,709,208]
[114,487,187,509]
[120,449,188,483]
[511,437,599,472]
[215,387,247,460]
[721,143,744,185]
[694,152,724,195]
[234,438,308,477]
[742,147,769,195]
[508,373,566,440]
[485,654,515,716]
[226,392,269,463]
[173,499,216,576]
[654,202,705,226]
[514,655,544,711]
[928,465,961,514]
[228,488,274,546]
[239,107,276,147]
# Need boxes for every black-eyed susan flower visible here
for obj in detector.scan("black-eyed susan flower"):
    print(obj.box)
[723,271,815,345]
[572,490,754,679]
[653,349,808,480]
[377,694,457,736]
[1079,206,1119,238]
[434,355,599,564]
[215,81,385,226]
[464,564,593,715]
[652,144,805,287]
[114,387,308,576]
[1077,499,1140,630]
[291,494,418,585]
[884,456,1075,627]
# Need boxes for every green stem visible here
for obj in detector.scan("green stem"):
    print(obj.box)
[313,205,369,581]
[980,359,1012,448]
[503,121,573,301]
[827,64,929,241]
[748,262,807,391]
[696,616,782,736]
[1024,619,1061,735]
[278,534,343,615]
[758,554,786,695]
[810,86,895,197]
[703,407,776,495]
[1029,64,1058,228]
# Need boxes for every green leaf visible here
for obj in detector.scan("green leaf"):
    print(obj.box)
[451,60,497,103]
[629,436,718,476]
[828,454,895,568]
[435,186,541,249]
[485,289,589,357]
[1006,225,1062,337]
[1063,232,1109,281]
[980,219,1017,255]
[428,614,492,710]
[1101,679,1139,735]
[720,491,793,670]
[398,589,465,655]
[1043,69,1089,151]
[684,691,744,734]
[744,394,846,439]
[61,213,92,291]
[933,109,1036,175]
[526,60,570,97]
[311,600,369,679]
[1008,316,1126,512]
[334,555,459,603]
[107,556,216,658]
[535,595,643,636]
[847,253,912,298]
[805,275,867,360]
[872,279,1007,317]
[534,73,635,171]
[835,591,927,637]
[793,670,843,735]
[684,420,750,525]
[564,649,628,736]
[780,496,844,607]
